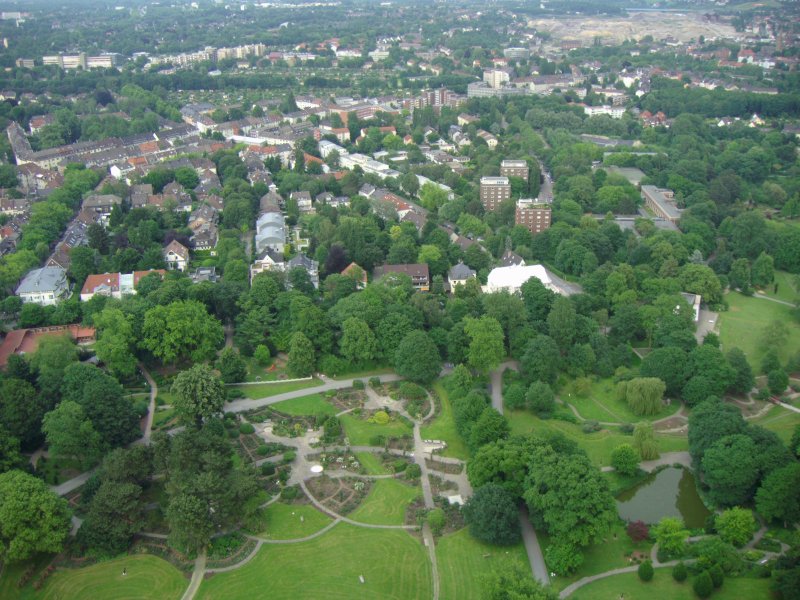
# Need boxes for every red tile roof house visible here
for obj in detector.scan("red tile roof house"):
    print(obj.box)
[80,269,165,301]
[0,324,95,369]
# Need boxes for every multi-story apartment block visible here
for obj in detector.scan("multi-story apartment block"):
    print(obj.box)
[480,176,511,211]
[515,199,552,234]
[500,159,529,181]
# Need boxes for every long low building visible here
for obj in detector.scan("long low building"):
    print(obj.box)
[484,264,564,295]
[0,324,95,369]
[80,269,166,301]
[641,185,683,224]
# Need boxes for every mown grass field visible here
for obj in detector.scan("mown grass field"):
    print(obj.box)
[507,410,687,467]
[572,570,771,599]
[756,270,799,304]
[270,393,337,416]
[719,292,800,369]
[436,528,530,600]
[564,378,681,424]
[251,502,333,540]
[196,524,431,600]
[420,382,470,460]
[749,404,800,444]
[348,479,419,526]
[0,555,187,600]
[230,379,319,400]
[339,413,413,446]
[354,451,389,475]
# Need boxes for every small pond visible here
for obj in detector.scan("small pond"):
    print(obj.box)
[616,467,711,528]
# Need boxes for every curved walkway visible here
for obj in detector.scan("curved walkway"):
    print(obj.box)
[254,518,343,546]
[299,480,416,530]
[137,363,158,445]
[179,550,206,600]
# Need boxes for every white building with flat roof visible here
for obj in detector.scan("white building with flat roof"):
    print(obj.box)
[484,264,563,295]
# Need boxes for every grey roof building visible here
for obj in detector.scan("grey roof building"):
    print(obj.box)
[287,253,319,288]
[16,266,69,305]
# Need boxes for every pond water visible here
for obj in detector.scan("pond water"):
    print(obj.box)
[616,467,711,528]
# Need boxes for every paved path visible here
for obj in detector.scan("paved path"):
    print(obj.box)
[180,550,206,600]
[224,374,403,413]
[754,292,796,307]
[603,451,692,473]
[519,504,549,585]
[299,480,415,530]
[137,364,158,445]
[778,401,800,415]
[51,470,95,496]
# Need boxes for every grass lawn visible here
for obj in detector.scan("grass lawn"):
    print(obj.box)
[507,410,687,467]
[564,378,681,424]
[196,523,431,600]
[354,451,389,475]
[251,502,333,540]
[348,479,419,526]
[340,413,412,446]
[755,270,799,304]
[420,382,470,460]
[436,528,530,600]
[152,407,177,429]
[719,292,800,369]
[230,379,319,400]
[155,391,176,406]
[270,394,337,417]
[3,555,187,600]
[749,404,800,445]
[541,523,652,592]
[572,571,771,599]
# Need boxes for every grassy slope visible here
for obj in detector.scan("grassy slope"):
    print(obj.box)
[270,393,337,416]
[436,528,530,600]
[0,555,187,600]
[749,404,800,444]
[565,378,681,424]
[251,502,333,540]
[420,382,470,460]
[507,410,687,467]
[719,292,800,369]
[354,451,389,475]
[196,524,431,600]
[348,479,420,526]
[230,379,320,400]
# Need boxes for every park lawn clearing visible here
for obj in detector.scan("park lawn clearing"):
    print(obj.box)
[348,479,420,526]
[32,554,186,600]
[755,270,798,304]
[270,394,337,417]
[573,570,770,599]
[253,502,333,540]
[719,292,800,369]
[749,404,800,445]
[564,378,681,424]
[339,413,412,446]
[436,528,530,600]
[507,410,687,467]
[420,382,470,460]
[197,523,431,600]
[540,523,652,592]
[230,379,319,400]
[354,451,389,475]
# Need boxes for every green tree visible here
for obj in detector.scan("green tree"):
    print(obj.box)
[469,407,510,451]
[520,335,560,384]
[93,308,138,378]
[547,296,577,353]
[693,571,713,599]
[29,334,79,400]
[0,470,71,562]
[419,183,449,211]
[751,252,775,288]
[638,560,654,582]
[0,378,46,450]
[463,316,505,374]
[611,444,639,476]
[688,399,746,469]
[395,330,442,384]
[480,560,558,600]
[0,426,24,474]
[288,332,316,377]
[463,484,521,545]
[170,365,225,427]
[726,348,755,395]
[768,369,789,395]
[672,562,688,582]
[42,401,103,469]
[526,381,555,416]
[702,434,760,507]
[79,480,144,556]
[619,377,666,416]
[633,422,659,460]
[755,463,800,526]
[715,507,755,547]
[652,516,689,557]
[141,300,223,364]
[728,258,752,294]
[216,348,247,383]
[340,317,378,365]
[639,346,689,397]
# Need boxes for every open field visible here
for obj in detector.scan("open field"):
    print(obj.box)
[507,410,687,467]
[230,379,319,400]
[756,270,799,304]
[436,528,530,600]
[719,292,800,369]
[270,393,337,416]
[749,404,800,445]
[420,382,470,460]
[340,413,413,446]
[0,555,187,600]
[197,524,431,600]
[564,377,681,424]
[348,479,419,526]
[251,502,333,540]
[571,570,771,599]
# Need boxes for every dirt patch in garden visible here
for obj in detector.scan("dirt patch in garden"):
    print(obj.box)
[306,475,371,515]
[425,458,463,475]
[328,389,366,412]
